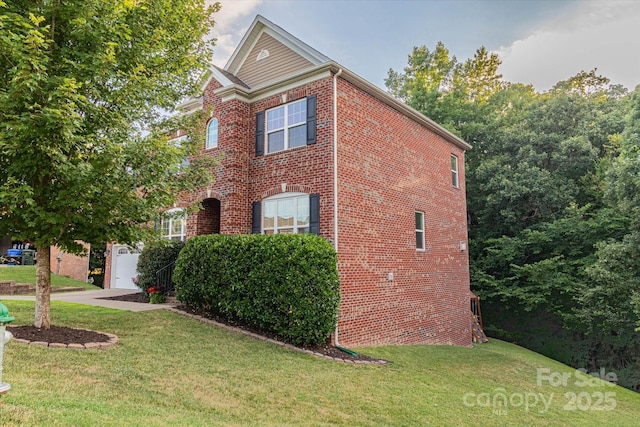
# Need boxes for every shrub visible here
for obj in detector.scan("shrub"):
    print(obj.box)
[174,234,340,346]
[136,240,185,293]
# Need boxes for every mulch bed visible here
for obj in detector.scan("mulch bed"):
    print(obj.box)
[99,292,150,303]
[8,325,111,345]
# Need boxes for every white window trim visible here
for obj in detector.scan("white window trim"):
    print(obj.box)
[265,99,306,154]
[451,154,459,188]
[262,192,310,234]
[415,211,425,251]
[206,118,219,149]
[161,208,187,241]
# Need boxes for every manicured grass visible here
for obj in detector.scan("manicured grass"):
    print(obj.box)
[0,301,638,426]
[0,265,100,291]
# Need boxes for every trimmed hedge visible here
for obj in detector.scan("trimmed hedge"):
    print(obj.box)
[135,240,185,293]
[173,234,340,345]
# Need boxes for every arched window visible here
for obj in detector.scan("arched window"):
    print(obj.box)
[161,208,187,241]
[206,118,218,149]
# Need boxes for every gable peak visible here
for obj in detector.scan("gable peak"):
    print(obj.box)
[224,15,330,76]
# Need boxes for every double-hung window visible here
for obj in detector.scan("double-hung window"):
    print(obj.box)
[415,211,425,251]
[451,155,459,188]
[255,95,316,156]
[266,99,307,153]
[262,193,310,234]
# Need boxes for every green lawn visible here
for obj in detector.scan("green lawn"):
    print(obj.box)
[0,301,638,426]
[0,266,101,291]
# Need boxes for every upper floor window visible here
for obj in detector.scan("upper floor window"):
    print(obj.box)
[262,192,310,234]
[415,211,425,251]
[255,95,316,156]
[451,155,459,188]
[266,99,307,153]
[206,118,219,149]
[161,209,187,241]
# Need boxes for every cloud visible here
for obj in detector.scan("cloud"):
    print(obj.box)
[206,0,263,67]
[496,1,640,91]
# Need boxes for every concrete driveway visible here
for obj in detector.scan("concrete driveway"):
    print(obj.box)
[0,288,176,312]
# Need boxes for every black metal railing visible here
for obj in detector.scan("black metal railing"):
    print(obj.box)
[156,261,176,293]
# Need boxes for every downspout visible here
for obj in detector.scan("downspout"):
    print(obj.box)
[331,69,358,357]
[333,68,343,347]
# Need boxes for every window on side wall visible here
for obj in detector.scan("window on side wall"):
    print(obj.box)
[161,209,187,241]
[415,211,425,251]
[266,99,307,153]
[262,192,310,234]
[451,154,459,188]
[206,118,218,149]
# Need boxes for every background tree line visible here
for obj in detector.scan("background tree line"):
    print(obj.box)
[387,43,640,390]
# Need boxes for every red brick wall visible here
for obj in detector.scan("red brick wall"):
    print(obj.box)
[181,79,252,236]
[247,78,336,240]
[334,78,471,347]
[197,198,221,235]
[50,244,90,283]
[184,77,337,241]
[104,243,113,288]
[179,73,470,347]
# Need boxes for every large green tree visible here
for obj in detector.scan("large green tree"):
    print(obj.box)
[573,87,640,385]
[387,43,640,388]
[385,43,503,136]
[0,0,219,328]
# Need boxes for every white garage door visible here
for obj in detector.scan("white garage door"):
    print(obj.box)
[111,244,143,290]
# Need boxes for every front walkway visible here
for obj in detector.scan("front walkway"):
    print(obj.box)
[0,288,176,312]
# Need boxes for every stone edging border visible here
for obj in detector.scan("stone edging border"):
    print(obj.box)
[166,307,387,365]
[10,330,119,350]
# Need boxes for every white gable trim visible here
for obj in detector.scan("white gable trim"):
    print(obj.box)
[211,60,471,151]
[225,15,329,76]
[203,14,471,151]
[176,96,203,114]
[197,67,236,93]
[214,65,332,104]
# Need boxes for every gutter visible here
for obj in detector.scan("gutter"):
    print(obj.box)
[329,63,472,151]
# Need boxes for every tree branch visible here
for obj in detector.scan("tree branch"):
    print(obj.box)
[50,0,61,51]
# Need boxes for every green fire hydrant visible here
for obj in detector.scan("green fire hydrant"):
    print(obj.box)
[0,300,15,395]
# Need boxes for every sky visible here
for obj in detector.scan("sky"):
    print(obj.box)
[205,0,640,93]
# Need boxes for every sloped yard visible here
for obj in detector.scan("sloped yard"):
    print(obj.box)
[0,300,638,426]
[0,266,100,291]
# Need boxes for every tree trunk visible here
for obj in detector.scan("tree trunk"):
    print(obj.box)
[34,246,51,329]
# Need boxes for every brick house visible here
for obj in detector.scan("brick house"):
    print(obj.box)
[105,15,472,347]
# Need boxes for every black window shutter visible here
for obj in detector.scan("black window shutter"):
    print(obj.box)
[306,95,317,145]
[251,201,261,234]
[255,111,265,156]
[309,193,320,235]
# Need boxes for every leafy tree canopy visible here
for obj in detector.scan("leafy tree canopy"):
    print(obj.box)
[0,0,220,327]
